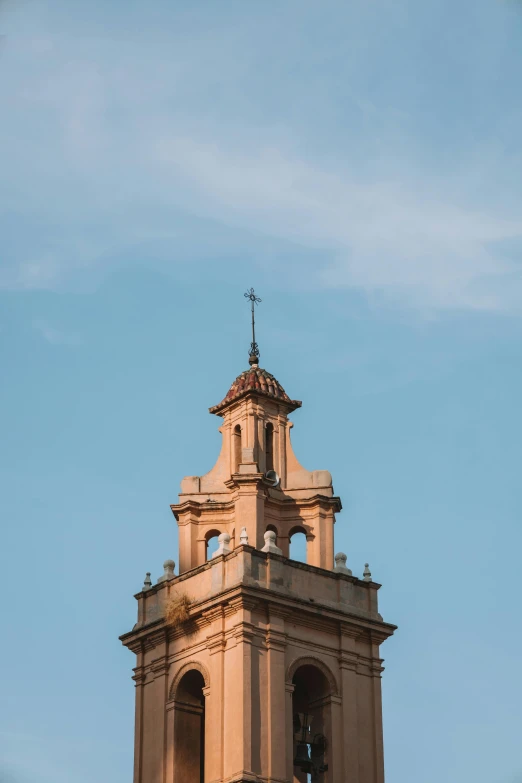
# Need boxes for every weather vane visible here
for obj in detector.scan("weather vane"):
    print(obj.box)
[244,287,261,366]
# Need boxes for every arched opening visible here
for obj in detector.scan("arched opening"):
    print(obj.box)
[233,424,242,473]
[265,422,274,472]
[205,529,221,561]
[174,669,205,783]
[292,664,332,783]
[289,526,308,563]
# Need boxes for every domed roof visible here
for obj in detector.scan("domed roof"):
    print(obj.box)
[209,366,302,415]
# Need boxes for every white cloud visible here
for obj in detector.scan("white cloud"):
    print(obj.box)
[153,136,522,312]
[1,3,522,314]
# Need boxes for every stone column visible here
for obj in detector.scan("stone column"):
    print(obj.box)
[285,683,295,783]
[330,694,343,783]
[131,646,144,783]
[204,607,226,783]
[140,636,168,783]
[370,637,386,783]
[306,533,317,568]
[339,626,360,783]
[177,519,192,574]
[278,534,290,558]
[257,414,266,473]
[324,511,334,571]
[165,698,175,783]
[234,478,265,550]
[266,609,288,781]
[223,597,257,781]
[202,684,212,783]
[278,417,287,488]
[246,400,256,452]
[196,537,207,566]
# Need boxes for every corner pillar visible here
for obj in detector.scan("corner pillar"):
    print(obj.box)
[285,683,295,783]
[340,627,360,783]
[204,607,226,783]
[266,609,288,781]
[223,598,258,781]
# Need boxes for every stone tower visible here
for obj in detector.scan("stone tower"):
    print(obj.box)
[120,342,396,782]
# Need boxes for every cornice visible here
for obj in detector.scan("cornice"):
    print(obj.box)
[227,595,259,612]
[171,487,342,521]
[281,494,343,513]
[171,498,235,520]
[121,580,396,655]
[201,605,225,624]
[209,386,301,417]
[225,474,265,490]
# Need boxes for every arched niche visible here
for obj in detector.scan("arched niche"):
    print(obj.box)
[288,657,338,783]
[171,666,208,783]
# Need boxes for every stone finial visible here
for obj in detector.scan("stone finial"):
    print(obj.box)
[334,552,352,575]
[157,559,176,583]
[239,527,249,545]
[363,563,372,582]
[211,532,231,558]
[261,530,283,555]
[143,572,152,591]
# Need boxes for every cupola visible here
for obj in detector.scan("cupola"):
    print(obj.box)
[171,289,339,573]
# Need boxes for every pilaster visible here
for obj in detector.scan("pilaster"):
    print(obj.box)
[223,597,258,781]
[266,607,288,781]
[204,606,226,783]
[339,624,361,783]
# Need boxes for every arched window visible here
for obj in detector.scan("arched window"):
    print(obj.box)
[265,422,274,472]
[233,424,242,473]
[289,527,307,563]
[174,669,205,782]
[205,529,221,561]
[292,664,332,782]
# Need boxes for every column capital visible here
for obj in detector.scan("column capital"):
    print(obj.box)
[339,651,359,672]
[206,630,226,655]
[266,629,287,652]
[233,623,256,646]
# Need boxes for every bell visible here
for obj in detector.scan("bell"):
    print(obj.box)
[294,741,312,772]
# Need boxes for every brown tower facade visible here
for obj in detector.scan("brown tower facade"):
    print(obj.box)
[120,360,396,783]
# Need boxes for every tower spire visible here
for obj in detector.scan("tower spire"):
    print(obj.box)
[244,287,262,366]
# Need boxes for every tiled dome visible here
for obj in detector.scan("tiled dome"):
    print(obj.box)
[209,367,302,414]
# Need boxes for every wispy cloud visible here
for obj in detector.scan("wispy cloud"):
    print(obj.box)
[32,320,81,345]
[154,136,522,312]
[1,1,521,315]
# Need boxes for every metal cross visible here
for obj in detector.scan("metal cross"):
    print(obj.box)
[244,287,261,365]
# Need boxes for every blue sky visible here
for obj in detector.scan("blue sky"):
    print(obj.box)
[1,1,522,782]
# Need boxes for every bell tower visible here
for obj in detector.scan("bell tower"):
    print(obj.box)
[120,291,396,783]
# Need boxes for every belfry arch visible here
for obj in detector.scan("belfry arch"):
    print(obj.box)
[170,667,206,783]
